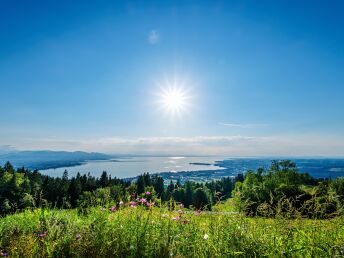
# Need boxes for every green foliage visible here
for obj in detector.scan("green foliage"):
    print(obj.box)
[0,206,343,257]
[193,188,211,210]
[232,160,344,218]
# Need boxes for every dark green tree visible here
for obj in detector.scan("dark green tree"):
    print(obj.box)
[137,175,145,194]
[193,188,211,210]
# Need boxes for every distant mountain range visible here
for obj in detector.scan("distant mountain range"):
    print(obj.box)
[0,150,113,170]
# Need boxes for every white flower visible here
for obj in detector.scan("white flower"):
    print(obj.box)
[203,234,209,240]
[119,201,124,205]
[130,245,134,250]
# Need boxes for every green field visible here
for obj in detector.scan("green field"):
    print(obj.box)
[0,204,343,258]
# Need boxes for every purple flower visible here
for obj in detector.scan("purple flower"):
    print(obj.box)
[146,202,154,207]
[139,198,147,203]
[0,251,8,257]
[110,206,117,212]
[38,231,47,237]
[145,191,151,195]
[130,201,137,207]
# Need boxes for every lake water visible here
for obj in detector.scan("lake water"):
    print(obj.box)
[40,156,226,178]
[40,157,344,179]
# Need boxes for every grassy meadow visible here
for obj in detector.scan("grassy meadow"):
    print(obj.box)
[0,203,343,258]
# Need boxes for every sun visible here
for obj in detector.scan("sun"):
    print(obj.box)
[156,80,192,118]
[161,87,186,113]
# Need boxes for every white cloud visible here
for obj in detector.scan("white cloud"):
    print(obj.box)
[6,134,344,157]
[219,122,269,128]
[148,30,160,44]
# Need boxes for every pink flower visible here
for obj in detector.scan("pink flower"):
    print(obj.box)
[38,230,47,237]
[145,191,151,195]
[110,206,117,212]
[146,202,154,207]
[172,216,181,221]
[130,201,137,207]
[139,198,147,203]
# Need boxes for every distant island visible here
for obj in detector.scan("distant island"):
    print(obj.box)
[189,162,212,166]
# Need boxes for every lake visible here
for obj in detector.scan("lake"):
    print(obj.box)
[40,156,344,179]
[40,156,227,178]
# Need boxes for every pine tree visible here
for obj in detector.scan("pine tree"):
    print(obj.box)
[137,175,145,194]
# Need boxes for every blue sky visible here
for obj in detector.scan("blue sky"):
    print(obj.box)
[0,0,344,156]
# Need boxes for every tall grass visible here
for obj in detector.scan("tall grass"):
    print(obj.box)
[0,205,343,257]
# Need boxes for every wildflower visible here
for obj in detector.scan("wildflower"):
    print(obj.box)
[110,206,117,212]
[203,234,209,240]
[145,191,151,195]
[119,201,124,205]
[139,198,147,203]
[146,202,154,207]
[130,201,137,208]
[172,216,181,221]
[129,245,134,250]
[177,209,184,214]
[0,251,9,257]
[179,203,184,209]
[100,208,106,212]
[162,214,168,218]
[38,231,47,237]
[76,234,81,240]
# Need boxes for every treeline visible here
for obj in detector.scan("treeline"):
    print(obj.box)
[233,160,344,218]
[2,160,343,218]
[0,161,238,214]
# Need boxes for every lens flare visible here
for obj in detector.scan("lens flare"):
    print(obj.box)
[156,79,192,118]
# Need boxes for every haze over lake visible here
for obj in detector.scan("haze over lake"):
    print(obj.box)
[40,156,226,178]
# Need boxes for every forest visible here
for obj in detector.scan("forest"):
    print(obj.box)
[0,160,343,218]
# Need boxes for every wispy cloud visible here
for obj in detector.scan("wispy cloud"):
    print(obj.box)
[6,134,344,156]
[148,30,160,44]
[218,122,269,128]
[0,145,17,154]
